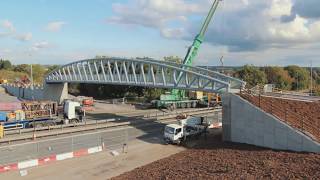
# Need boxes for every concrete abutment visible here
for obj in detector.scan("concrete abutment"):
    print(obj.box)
[221,93,320,153]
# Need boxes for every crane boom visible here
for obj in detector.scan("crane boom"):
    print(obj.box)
[183,0,220,66]
[154,0,221,109]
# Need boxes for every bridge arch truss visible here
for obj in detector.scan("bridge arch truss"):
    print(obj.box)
[45,58,245,93]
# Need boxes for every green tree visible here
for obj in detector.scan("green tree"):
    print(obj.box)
[236,65,267,87]
[13,64,29,73]
[313,68,320,85]
[0,59,12,70]
[31,64,46,84]
[264,66,293,90]
[144,88,165,101]
[285,65,309,90]
[164,56,182,64]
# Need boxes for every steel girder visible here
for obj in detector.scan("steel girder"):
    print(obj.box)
[45,58,245,93]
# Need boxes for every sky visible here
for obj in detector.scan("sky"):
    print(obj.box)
[0,0,319,66]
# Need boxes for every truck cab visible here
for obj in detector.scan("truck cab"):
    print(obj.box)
[164,124,184,144]
[164,116,208,144]
[63,101,84,123]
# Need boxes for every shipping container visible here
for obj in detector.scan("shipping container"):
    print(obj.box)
[0,102,22,111]
[0,112,6,122]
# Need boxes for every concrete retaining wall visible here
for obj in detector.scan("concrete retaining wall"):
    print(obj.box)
[3,85,44,100]
[222,93,320,153]
[3,83,68,104]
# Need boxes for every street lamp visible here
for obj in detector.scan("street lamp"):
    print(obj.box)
[29,54,34,100]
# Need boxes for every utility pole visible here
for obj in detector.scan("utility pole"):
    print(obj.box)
[296,72,299,91]
[310,61,313,96]
[28,53,34,100]
[30,64,34,100]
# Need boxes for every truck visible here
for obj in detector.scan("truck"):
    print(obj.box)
[1,101,59,130]
[164,115,209,144]
[63,101,85,124]
[1,100,86,130]
[153,0,221,109]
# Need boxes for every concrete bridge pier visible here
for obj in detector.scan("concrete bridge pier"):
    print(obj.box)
[43,83,68,104]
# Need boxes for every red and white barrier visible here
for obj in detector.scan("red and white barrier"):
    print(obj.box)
[18,159,38,169]
[56,152,73,161]
[88,146,103,154]
[0,145,103,174]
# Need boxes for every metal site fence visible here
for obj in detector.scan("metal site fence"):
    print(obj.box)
[0,109,222,166]
[3,107,217,137]
[94,97,148,104]
[240,90,320,142]
[0,128,137,166]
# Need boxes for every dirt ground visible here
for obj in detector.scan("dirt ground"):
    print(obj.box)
[92,102,138,113]
[113,130,320,180]
[0,138,185,180]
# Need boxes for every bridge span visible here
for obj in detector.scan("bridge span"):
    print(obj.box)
[45,57,245,93]
[4,57,245,103]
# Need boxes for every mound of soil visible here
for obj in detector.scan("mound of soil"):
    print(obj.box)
[112,131,320,180]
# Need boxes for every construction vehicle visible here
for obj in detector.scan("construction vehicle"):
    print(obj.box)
[0,101,59,130]
[69,96,94,112]
[153,0,221,109]
[63,101,85,124]
[0,100,86,130]
[164,115,209,144]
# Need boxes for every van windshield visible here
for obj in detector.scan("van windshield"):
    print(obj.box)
[165,126,175,134]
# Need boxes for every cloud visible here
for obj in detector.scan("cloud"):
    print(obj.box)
[45,21,67,32]
[0,20,16,37]
[15,32,33,41]
[0,20,33,42]
[205,0,320,51]
[107,0,207,37]
[1,20,15,32]
[109,0,320,52]
[160,27,186,39]
[31,41,51,51]
[284,0,320,21]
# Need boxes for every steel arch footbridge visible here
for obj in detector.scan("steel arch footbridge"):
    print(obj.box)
[45,57,245,93]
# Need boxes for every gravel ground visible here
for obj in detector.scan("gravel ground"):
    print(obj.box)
[113,130,320,180]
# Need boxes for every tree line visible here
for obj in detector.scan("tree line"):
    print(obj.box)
[0,59,58,84]
[235,65,320,95]
[1,58,320,96]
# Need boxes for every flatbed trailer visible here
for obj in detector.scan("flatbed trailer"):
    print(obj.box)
[4,117,61,130]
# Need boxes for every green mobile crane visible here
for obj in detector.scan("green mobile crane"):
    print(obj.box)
[153,0,221,109]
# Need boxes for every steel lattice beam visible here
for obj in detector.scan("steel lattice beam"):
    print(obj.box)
[45,58,245,93]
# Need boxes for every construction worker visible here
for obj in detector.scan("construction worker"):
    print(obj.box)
[0,122,4,139]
